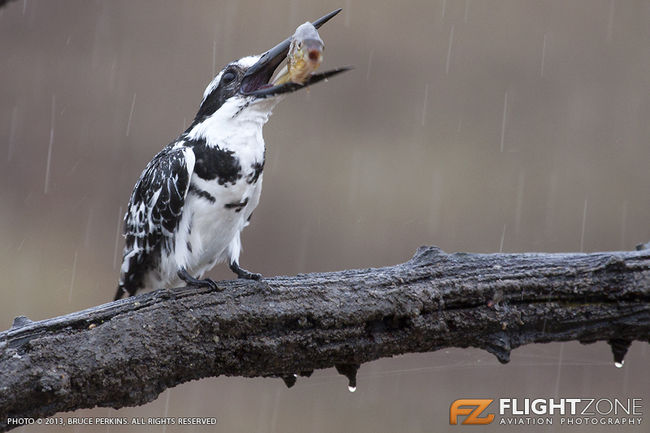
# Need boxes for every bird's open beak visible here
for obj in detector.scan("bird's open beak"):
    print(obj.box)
[240,8,350,98]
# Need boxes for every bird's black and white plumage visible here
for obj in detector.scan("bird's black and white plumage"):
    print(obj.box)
[115,10,348,300]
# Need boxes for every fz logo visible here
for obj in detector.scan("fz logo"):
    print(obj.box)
[450,399,495,425]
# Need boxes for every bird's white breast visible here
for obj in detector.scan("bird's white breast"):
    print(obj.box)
[165,123,266,286]
[149,97,278,289]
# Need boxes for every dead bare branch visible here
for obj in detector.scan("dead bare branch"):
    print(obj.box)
[1,245,649,431]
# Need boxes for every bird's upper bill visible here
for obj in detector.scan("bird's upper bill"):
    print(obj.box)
[240,9,350,98]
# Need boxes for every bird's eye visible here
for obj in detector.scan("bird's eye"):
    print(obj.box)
[222,71,236,83]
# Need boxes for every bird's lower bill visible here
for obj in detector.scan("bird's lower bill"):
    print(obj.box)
[241,63,349,98]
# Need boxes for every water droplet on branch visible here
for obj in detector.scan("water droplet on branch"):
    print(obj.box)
[281,375,297,388]
[608,338,631,368]
[335,363,360,393]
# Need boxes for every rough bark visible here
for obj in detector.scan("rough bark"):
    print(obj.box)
[1,245,649,430]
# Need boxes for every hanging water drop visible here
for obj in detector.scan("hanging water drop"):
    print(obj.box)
[281,375,297,388]
[335,363,360,394]
[608,338,631,369]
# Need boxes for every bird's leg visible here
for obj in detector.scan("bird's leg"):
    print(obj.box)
[177,269,219,290]
[229,261,262,280]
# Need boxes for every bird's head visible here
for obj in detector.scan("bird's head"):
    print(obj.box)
[190,9,349,132]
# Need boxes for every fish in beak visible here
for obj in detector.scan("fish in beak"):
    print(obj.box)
[272,21,324,86]
[240,8,351,98]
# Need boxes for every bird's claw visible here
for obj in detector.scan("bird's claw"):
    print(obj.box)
[177,269,220,290]
[199,278,219,290]
[239,271,262,280]
[229,262,262,280]
[188,277,219,290]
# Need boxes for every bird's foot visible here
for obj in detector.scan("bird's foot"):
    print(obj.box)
[114,285,137,301]
[177,269,219,290]
[229,262,262,280]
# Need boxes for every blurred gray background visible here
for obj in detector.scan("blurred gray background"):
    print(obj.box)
[1,0,649,432]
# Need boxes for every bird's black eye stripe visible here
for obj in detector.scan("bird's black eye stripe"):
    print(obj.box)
[222,71,236,83]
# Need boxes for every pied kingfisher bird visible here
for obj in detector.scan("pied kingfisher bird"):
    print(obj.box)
[114,10,348,300]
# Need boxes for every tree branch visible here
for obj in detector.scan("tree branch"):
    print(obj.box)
[1,245,649,430]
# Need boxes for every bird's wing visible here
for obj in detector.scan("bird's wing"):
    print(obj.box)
[119,144,196,294]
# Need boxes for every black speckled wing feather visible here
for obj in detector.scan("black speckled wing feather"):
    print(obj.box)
[118,144,195,297]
